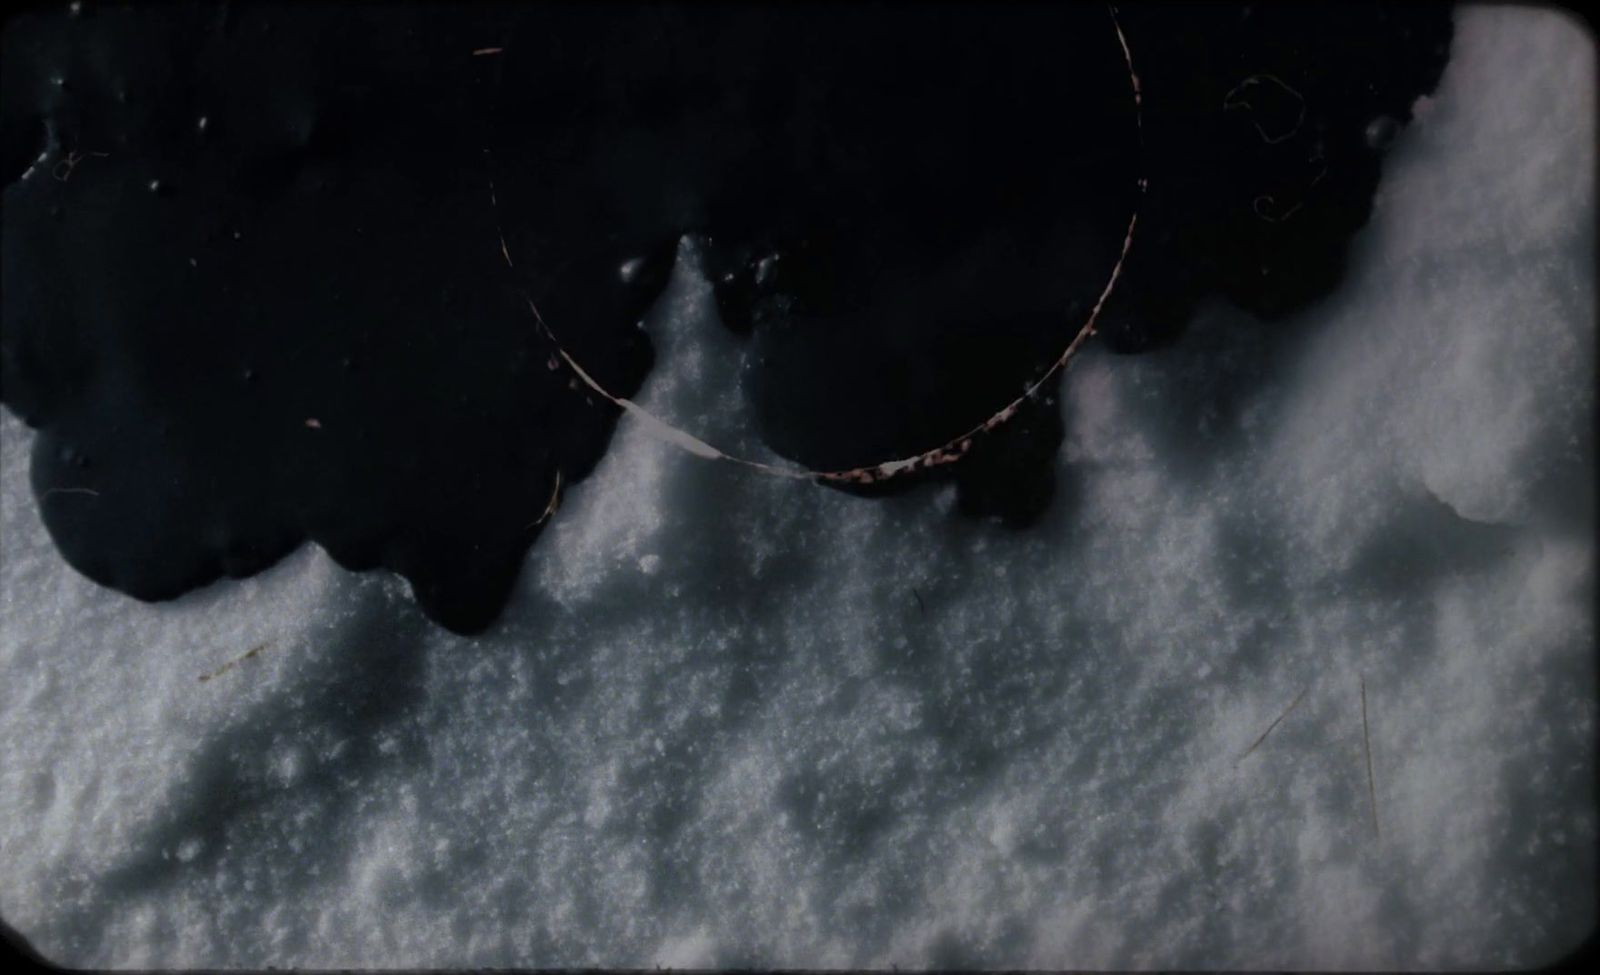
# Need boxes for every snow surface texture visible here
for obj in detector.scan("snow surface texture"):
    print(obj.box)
[1,6,1594,969]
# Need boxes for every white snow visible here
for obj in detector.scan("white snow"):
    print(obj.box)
[1,7,1594,969]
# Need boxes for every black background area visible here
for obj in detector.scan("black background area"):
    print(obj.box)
[1,2,1454,633]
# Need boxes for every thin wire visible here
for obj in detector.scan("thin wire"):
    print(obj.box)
[485,4,1146,485]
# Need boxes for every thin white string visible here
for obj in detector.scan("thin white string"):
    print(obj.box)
[486,4,1146,486]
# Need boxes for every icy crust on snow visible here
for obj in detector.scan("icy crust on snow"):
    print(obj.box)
[1,6,1595,969]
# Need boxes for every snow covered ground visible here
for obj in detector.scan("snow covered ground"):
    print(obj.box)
[1,6,1594,968]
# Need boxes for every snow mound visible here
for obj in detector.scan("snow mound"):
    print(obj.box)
[1,6,1594,969]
